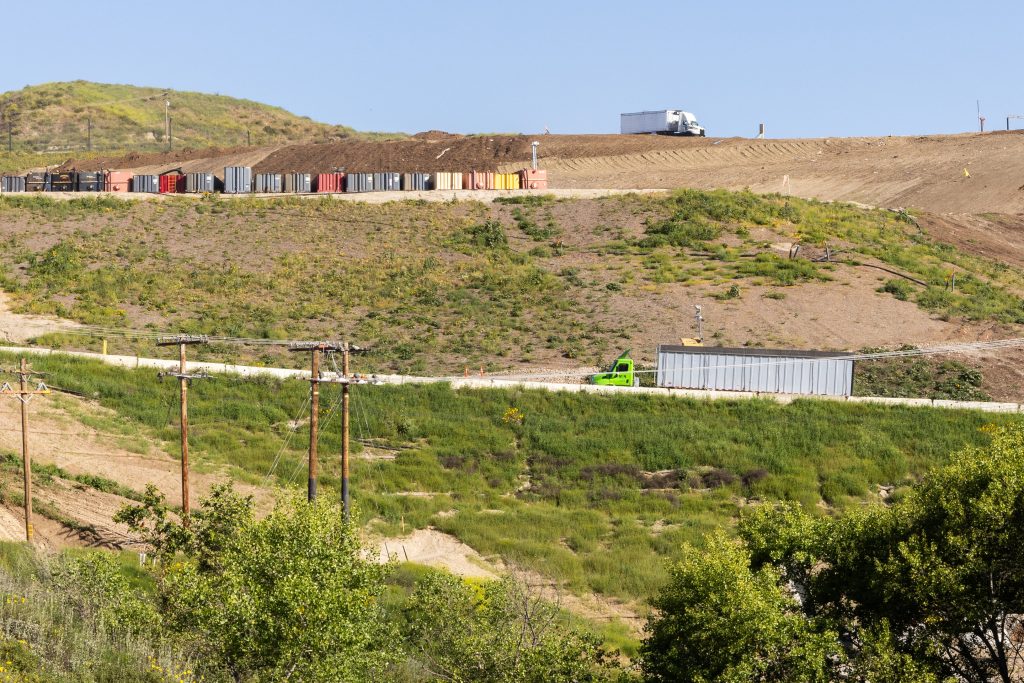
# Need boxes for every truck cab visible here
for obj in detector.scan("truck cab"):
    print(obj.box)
[591,351,638,387]
[678,112,705,137]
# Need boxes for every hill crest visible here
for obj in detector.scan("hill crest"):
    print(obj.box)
[0,80,399,154]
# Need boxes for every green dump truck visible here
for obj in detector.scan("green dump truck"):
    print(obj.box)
[590,350,639,387]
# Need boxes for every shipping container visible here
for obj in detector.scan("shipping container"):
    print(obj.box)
[254,173,283,193]
[345,173,373,193]
[433,172,462,191]
[315,173,345,193]
[159,174,185,194]
[494,173,520,190]
[104,171,132,192]
[48,171,75,192]
[521,168,548,190]
[400,172,431,191]
[76,171,103,192]
[186,172,215,193]
[374,172,400,191]
[0,176,26,193]
[284,173,312,193]
[25,172,49,192]
[132,175,159,193]
[223,166,252,194]
[464,171,496,190]
[655,345,854,397]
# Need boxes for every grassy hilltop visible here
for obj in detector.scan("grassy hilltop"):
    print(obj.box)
[0,81,399,159]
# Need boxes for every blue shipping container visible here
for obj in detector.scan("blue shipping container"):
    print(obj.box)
[224,166,252,194]
[254,173,282,193]
[401,173,431,191]
[1,176,26,192]
[132,175,159,193]
[346,173,373,193]
[186,173,215,193]
[378,172,400,191]
[284,173,311,193]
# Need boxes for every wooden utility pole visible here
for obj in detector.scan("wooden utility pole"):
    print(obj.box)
[163,91,170,151]
[0,359,50,542]
[157,335,209,522]
[290,342,341,502]
[87,116,92,152]
[341,343,351,522]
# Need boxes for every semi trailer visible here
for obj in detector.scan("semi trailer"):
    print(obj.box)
[620,110,705,137]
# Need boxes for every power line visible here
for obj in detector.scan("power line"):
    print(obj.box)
[262,393,311,487]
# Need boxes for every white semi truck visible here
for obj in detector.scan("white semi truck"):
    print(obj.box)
[620,110,705,137]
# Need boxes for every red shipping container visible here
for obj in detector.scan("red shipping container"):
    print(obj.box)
[159,174,185,194]
[104,170,132,192]
[521,168,548,190]
[316,173,345,193]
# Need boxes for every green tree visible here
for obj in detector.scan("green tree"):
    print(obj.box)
[118,487,401,682]
[737,424,1024,682]
[404,572,628,682]
[640,532,840,683]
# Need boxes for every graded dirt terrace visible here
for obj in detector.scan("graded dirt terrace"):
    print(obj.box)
[58,129,1024,215]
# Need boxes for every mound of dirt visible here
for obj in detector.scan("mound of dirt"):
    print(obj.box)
[60,145,257,172]
[51,128,1024,215]
[412,130,463,140]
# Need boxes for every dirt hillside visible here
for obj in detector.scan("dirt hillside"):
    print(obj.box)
[56,130,1024,215]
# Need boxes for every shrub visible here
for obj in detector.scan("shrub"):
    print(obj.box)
[879,278,914,301]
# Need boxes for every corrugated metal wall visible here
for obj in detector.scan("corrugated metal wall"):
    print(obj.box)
[656,346,854,397]
[434,172,461,190]
[1,176,26,192]
[186,173,215,193]
[315,173,344,193]
[402,173,431,191]
[224,166,252,194]
[284,173,311,193]
[346,173,373,193]
[254,173,283,193]
[132,175,158,193]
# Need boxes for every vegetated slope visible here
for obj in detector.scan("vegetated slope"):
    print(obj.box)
[2,189,1024,397]
[0,80,397,155]
[3,351,1017,611]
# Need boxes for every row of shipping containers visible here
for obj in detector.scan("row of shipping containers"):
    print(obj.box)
[0,168,549,195]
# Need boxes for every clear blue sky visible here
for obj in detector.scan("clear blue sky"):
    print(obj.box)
[1,0,1020,138]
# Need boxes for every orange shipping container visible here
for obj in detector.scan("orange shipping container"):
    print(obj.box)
[104,170,132,192]
[464,171,495,190]
[521,168,548,190]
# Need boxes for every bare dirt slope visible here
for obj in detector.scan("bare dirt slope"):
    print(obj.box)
[0,392,273,548]
[537,131,1024,215]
